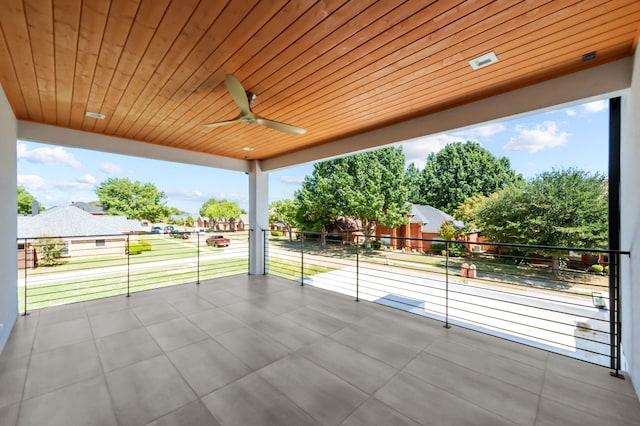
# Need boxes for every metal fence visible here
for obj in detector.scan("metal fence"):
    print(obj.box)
[17,230,250,312]
[264,230,628,374]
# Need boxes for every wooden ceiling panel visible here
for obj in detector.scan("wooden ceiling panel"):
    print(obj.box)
[0,0,638,161]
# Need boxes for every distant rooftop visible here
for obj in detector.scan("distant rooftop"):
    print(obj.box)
[71,201,105,215]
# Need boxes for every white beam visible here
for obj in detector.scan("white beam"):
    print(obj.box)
[262,57,633,171]
[17,121,250,173]
[248,160,269,275]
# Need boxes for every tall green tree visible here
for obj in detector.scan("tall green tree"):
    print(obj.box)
[17,186,43,214]
[269,199,298,240]
[294,147,410,246]
[95,178,169,222]
[476,168,608,249]
[201,199,242,229]
[405,162,423,204]
[419,141,521,213]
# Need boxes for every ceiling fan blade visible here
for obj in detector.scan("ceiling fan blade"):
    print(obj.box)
[255,117,307,135]
[203,118,241,128]
[225,74,251,115]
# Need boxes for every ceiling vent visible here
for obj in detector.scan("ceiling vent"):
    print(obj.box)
[582,51,596,62]
[469,51,499,70]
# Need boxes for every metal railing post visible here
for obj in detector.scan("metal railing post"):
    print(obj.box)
[126,234,131,297]
[444,240,450,328]
[263,229,268,275]
[300,232,304,286]
[196,231,200,285]
[355,240,359,302]
[248,229,252,275]
[22,239,29,316]
[610,252,623,378]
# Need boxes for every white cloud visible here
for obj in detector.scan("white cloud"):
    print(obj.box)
[53,173,98,190]
[77,173,96,185]
[17,143,82,168]
[279,175,304,184]
[165,189,206,201]
[503,121,569,153]
[458,123,506,138]
[99,162,124,174]
[17,174,48,191]
[583,100,607,113]
[399,134,460,169]
[565,109,577,116]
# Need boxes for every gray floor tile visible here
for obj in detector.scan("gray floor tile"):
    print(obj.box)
[167,338,251,396]
[330,325,421,369]
[541,370,640,425]
[37,303,87,325]
[535,397,627,426]
[248,292,307,315]
[201,372,319,426]
[214,327,289,370]
[166,295,214,316]
[96,327,162,372]
[222,301,278,325]
[187,308,245,337]
[132,301,181,326]
[84,297,131,317]
[259,354,368,425]
[283,307,349,335]
[298,339,398,394]
[250,315,323,351]
[354,310,444,349]
[146,400,221,426]
[546,352,637,397]
[24,340,102,399]
[341,397,420,426]
[307,299,376,324]
[404,352,538,425]
[424,338,545,394]
[445,327,549,370]
[0,318,38,361]
[375,372,515,426]
[32,317,93,353]
[146,317,207,352]
[0,355,29,408]
[0,402,19,426]
[18,376,117,426]
[200,290,245,307]
[89,308,142,338]
[106,355,197,426]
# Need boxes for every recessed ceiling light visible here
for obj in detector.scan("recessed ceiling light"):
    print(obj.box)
[242,147,254,151]
[85,111,105,119]
[469,51,499,70]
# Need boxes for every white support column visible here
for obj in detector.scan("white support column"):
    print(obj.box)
[0,84,18,353]
[248,160,269,275]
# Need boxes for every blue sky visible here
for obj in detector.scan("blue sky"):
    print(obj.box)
[17,100,609,215]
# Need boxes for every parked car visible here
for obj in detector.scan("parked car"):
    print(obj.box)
[206,235,230,247]
[163,225,174,234]
[170,229,190,239]
[151,226,162,233]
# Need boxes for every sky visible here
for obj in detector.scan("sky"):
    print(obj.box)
[17,99,609,215]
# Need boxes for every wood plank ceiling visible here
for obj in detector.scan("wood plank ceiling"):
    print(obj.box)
[0,0,639,161]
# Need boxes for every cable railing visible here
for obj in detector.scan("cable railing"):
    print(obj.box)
[264,229,628,374]
[17,230,250,312]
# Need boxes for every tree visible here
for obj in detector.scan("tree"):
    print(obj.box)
[453,194,488,231]
[201,199,242,229]
[95,178,169,222]
[475,168,608,273]
[17,186,43,214]
[294,147,410,246]
[418,141,521,214]
[269,199,297,240]
[405,163,424,204]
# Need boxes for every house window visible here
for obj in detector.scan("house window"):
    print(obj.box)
[96,239,106,247]
[61,241,70,257]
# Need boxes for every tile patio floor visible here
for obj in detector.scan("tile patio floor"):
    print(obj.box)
[0,274,639,426]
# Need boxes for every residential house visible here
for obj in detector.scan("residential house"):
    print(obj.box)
[376,204,464,252]
[17,206,141,268]
[70,201,105,215]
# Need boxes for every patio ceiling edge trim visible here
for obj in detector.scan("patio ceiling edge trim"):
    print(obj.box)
[17,121,250,173]
[262,57,633,172]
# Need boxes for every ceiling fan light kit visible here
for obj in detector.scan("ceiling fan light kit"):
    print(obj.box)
[204,74,306,135]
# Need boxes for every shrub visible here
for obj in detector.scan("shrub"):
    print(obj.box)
[430,242,446,254]
[271,230,283,237]
[127,242,143,255]
[370,240,382,250]
[590,264,604,273]
[139,240,152,252]
[35,237,65,266]
[604,265,609,274]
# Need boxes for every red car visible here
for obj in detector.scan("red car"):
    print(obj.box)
[206,235,230,247]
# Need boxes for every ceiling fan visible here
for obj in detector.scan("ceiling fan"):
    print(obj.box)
[204,74,306,135]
